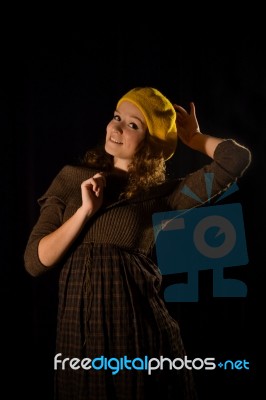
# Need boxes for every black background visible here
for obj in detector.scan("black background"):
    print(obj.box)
[1,15,263,399]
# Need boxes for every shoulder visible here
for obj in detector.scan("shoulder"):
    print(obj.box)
[57,164,98,184]
[38,164,99,205]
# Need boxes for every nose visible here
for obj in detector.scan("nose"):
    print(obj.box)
[112,125,123,134]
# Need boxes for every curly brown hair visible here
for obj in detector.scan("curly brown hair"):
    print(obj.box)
[81,135,166,199]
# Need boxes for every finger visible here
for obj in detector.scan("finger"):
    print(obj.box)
[189,102,196,117]
[91,179,101,195]
[173,104,188,115]
[93,173,106,187]
[92,177,106,197]
[82,178,99,194]
[175,113,184,122]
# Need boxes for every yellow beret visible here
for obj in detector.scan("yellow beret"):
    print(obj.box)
[117,87,177,160]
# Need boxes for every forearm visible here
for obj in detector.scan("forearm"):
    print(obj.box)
[168,139,251,210]
[38,207,90,267]
[187,132,224,159]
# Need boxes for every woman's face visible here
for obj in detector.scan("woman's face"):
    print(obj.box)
[105,101,147,170]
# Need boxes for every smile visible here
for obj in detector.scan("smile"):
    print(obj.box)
[110,137,123,144]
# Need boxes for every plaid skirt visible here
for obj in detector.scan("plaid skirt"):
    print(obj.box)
[54,243,197,400]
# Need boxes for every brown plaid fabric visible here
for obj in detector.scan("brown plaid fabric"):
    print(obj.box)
[54,243,196,399]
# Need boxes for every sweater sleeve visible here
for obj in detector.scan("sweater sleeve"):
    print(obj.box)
[24,165,77,277]
[24,197,65,277]
[167,139,251,210]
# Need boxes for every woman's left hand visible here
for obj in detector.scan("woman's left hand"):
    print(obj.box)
[174,102,201,147]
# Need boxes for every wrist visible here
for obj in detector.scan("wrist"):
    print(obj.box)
[187,132,204,150]
[189,134,224,158]
[77,206,93,222]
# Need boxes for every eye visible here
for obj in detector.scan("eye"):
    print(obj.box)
[113,114,121,121]
[128,122,138,130]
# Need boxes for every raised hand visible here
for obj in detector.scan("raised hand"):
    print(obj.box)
[174,102,201,147]
[80,172,106,218]
[174,102,224,158]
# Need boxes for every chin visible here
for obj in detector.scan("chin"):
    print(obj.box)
[104,143,115,157]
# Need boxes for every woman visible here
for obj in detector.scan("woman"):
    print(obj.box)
[24,87,251,400]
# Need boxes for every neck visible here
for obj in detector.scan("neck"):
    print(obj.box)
[113,158,131,172]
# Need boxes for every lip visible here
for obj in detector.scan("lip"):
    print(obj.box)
[110,136,123,144]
